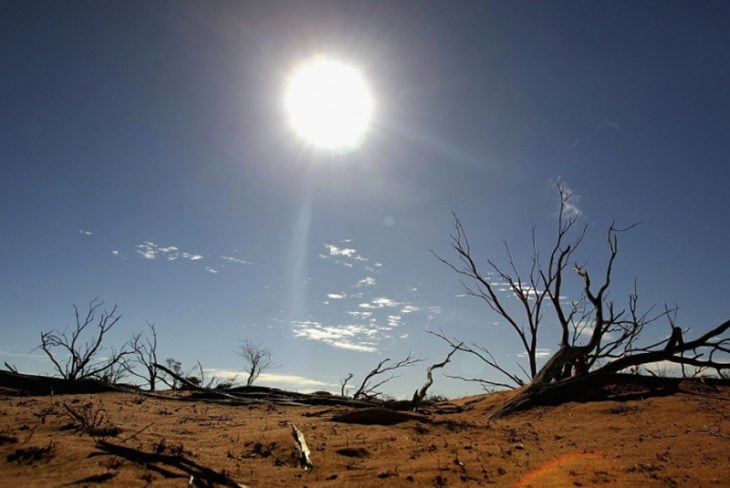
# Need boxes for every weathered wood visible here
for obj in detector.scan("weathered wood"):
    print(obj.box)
[490,372,730,418]
[291,423,313,471]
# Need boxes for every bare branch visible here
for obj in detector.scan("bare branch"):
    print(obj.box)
[39,299,129,381]
[238,340,273,387]
[427,329,525,387]
[123,323,160,391]
[353,353,421,400]
[412,343,461,409]
[340,373,353,397]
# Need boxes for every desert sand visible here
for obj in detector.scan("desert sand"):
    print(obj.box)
[1,380,728,487]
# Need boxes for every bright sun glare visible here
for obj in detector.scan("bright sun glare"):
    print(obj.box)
[285,57,374,152]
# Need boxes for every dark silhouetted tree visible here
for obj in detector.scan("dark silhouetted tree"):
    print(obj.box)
[39,298,134,382]
[238,340,273,387]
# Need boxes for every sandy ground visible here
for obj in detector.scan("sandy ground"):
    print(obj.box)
[1,382,728,487]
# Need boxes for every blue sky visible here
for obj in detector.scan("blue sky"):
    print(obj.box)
[2,1,729,398]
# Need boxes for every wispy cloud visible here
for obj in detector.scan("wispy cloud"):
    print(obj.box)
[325,244,357,258]
[129,241,252,275]
[551,180,583,218]
[356,276,376,287]
[327,293,346,300]
[204,369,333,391]
[319,241,371,268]
[0,350,46,360]
[346,311,373,319]
[220,256,250,265]
[386,315,402,328]
[136,241,158,260]
[518,348,552,359]
[135,241,205,261]
[78,229,94,236]
[292,321,378,352]
[358,297,401,309]
[599,118,622,131]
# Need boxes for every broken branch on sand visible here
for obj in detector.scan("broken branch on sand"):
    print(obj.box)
[291,423,313,472]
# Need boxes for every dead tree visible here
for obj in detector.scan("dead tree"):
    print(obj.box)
[352,353,421,400]
[238,340,273,387]
[39,298,133,382]
[411,343,461,409]
[437,183,729,416]
[122,323,164,391]
[434,184,586,386]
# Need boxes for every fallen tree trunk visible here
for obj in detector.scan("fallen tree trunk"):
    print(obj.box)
[490,372,729,418]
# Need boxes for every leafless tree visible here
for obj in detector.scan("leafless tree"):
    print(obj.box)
[39,298,134,382]
[123,323,160,391]
[238,340,273,387]
[434,184,589,385]
[352,353,421,400]
[411,343,461,409]
[436,183,729,416]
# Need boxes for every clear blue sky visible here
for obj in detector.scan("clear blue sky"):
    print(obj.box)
[2,1,729,397]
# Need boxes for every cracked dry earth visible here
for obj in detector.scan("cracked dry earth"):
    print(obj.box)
[1,383,728,487]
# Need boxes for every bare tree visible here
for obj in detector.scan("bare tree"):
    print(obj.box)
[352,353,421,400]
[39,298,134,382]
[123,323,160,391]
[436,183,730,416]
[238,340,273,387]
[434,184,587,386]
[411,343,461,409]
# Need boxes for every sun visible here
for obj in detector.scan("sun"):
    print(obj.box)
[284,57,374,152]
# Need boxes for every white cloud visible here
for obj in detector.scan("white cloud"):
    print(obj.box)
[325,244,357,258]
[203,369,332,390]
[78,229,94,236]
[205,267,219,274]
[220,256,250,265]
[136,241,158,260]
[554,181,583,218]
[321,242,371,267]
[400,305,419,314]
[386,315,402,328]
[292,321,378,353]
[347,311,372,319]
[327,293,346,300]
[111,250,120,256]
[356,276,376,287]
[134,242,204,262]
[367,297,401,309]
[0,350,46,360]
[518,348,552,359]
[638,360,687,377]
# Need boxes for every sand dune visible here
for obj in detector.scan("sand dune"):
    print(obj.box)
[1,381,728,487]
